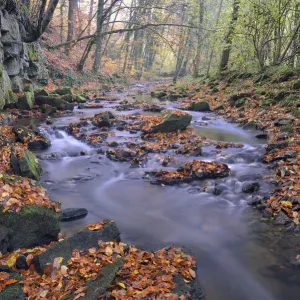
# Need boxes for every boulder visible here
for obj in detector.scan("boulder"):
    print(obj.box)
[16,92,34,110]
[75,95,87,103]
[152,111,192,133]
[0,225,11,254]
[53,87,73,95]
[10,148,42,180]
[61,208,88,222]
[92,111,115,128]
[0,205,61,252]
[33,221,120,273]
[35,89,49,97]
[60,94,74,103]
[13,125,51,150]
[35,96,74,111]
[189,101,210,112]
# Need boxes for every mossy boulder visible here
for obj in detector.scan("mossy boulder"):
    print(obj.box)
[33,220,120,273]
[75,95,88,103]
[26,43,39,62]
[10,148,42,180]
[189,101,210,112]
[242,121,257,130]
[4,91,18,108]
[0,205,61,252]
[35,89,48,97]
[60,94,74,103]
[152,111,192,133]
[35,96,74,111]
[40,104,57,115]
[53,87,73,96]
[16,92,34,110]
[151,90,167,99]
[12,125,51,150]
[23,84,34,94]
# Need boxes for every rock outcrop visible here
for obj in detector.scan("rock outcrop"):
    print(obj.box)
[0,7,48,110]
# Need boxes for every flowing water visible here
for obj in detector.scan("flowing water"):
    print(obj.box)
[35,84,300,300]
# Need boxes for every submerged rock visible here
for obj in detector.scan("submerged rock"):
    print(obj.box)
[274,211,291,225]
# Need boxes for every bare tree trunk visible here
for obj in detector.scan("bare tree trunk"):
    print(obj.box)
[60,0,66,43]
[92,0,104,73]
[219,0,239,72]
[66,0,77,54]
[87,0,95,35]
[193,0,205,78]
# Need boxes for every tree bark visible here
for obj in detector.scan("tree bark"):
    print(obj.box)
[92,0,104,73]
[219,0,240,72]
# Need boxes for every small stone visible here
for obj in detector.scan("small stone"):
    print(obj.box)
[16,255,28,270]
[274,211,291,225]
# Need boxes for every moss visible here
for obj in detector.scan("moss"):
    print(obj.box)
[16,92,34,110]
[0,64,3,79]
[26,43,39,62]
[254,88,266,95]
[292,79,300,90]
[23,84,34,94]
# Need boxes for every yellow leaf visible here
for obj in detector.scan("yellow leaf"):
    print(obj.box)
[117,282,126,289]
[40,290,49,298]
[7,254,17,267]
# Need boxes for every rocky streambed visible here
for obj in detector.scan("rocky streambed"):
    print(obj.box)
[0,82,300,299]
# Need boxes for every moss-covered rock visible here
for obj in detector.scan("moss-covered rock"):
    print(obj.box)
[16,92,34,110]
[23,84,34,94]
[10,148,42,180]
[53,87,73,96]
[0,205,61,251]
[3,91,18,108]
[152,111,192,133]
[92,111,115,128]
[242,121,257,130]
[12,125,51,150]
[75,95,87,103]
[151,90,167,99]
[60,94,74,103]
[35,96,74,111]
[26,43,39,62]
[33,221,120,273]
[0,271,25,300]
[189,101,210,112]
[35,89,48,97]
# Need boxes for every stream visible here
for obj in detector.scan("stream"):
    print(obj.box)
[32,84,300,300]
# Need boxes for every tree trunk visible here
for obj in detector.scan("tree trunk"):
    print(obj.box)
[87,0,95,35]
[193,0,205,78]
[66,0,77,54]
[92,0,104,73]
[219,0,239,72]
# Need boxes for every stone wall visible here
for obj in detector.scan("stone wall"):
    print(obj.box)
[0,7,48,109]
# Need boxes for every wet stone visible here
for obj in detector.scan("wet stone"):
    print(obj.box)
[274,211,291,225]
[62,208,88,222]
[242,182,260,193]
[16,255,28,270]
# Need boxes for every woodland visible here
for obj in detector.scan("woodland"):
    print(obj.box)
[0,0,299,299]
